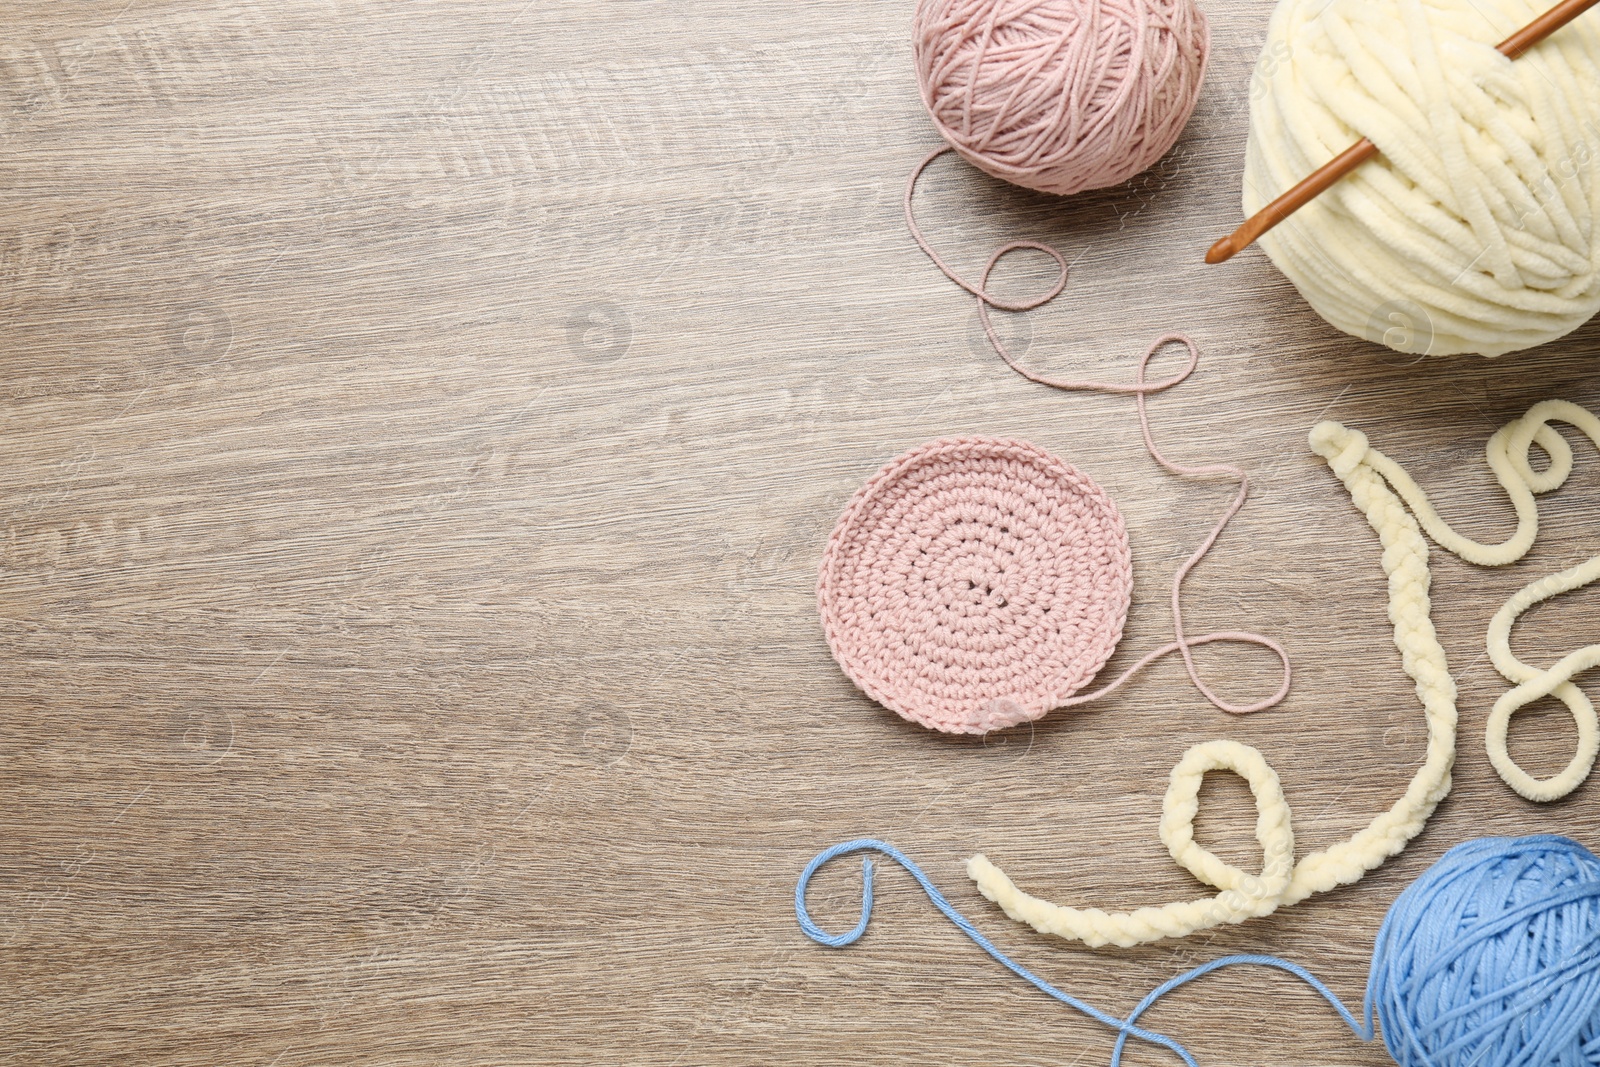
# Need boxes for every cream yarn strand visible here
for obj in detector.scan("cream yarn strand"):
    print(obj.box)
[1349,400,1600,802]
[970,420,1457,946]
[970,402,1600,945]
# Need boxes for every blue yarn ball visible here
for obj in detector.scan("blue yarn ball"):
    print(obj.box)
[1368,835,1600,1067]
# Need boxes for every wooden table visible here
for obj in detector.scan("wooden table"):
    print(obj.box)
[3,2,1598,1064]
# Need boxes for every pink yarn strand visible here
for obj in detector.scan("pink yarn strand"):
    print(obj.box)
[904,147,1191,392]
[1053,336,1291,714]
[905,149,1290,716]
[1132,340,1290,714]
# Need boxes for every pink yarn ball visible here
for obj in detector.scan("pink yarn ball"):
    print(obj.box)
[912,0,1210,196]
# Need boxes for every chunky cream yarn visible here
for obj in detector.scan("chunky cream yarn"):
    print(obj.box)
[1244,0,1600,357]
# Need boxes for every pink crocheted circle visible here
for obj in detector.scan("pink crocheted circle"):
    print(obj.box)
[818,437,1132,734]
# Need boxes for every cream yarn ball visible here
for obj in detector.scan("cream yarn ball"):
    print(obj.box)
[1244,0,1600,357]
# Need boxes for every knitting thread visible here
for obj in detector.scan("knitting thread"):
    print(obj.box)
[795,838,1364,1067]
[967,415,1459,945]
[1244,0,1600,356]
[1313,400,1600,802]
[890,145,1297,733]
[1367,835,1600,1067]
[913,0,1209,196]
[796,835,1600,1067]
[969,401,1600,945]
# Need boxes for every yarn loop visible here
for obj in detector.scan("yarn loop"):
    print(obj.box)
[1317,400,1600,802]
[965,412,1463,944]
[966,401,1600,946]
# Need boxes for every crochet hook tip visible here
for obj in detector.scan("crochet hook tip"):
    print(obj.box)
[1205,235,1238,264]
[1203,0,1598,257]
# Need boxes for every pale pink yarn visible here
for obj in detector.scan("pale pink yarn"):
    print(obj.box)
[841,1,1277,735]
[913,0,1209,196]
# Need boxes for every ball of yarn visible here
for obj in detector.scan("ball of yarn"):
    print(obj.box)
[1368,835,1600,1067]
[913,0,1210,196]
[817,437,1131,734]
[1244,0,1600,357]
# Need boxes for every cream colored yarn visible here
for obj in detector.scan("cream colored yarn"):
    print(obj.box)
[1344,400,1600,802]
[1243,0,1600,357]
[969,402,1600,946]
[971,418,1457,946]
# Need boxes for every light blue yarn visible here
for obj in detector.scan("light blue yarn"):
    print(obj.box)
[795,838,1370,1067]
[1366,835,1600,1067]
[796,835,1600,1067]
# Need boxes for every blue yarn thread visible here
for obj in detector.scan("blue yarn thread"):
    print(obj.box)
[795,835,1600,1067]
[795,838,1370,1067]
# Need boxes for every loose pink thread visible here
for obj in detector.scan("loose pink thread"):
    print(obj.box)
[814,150,1290,735]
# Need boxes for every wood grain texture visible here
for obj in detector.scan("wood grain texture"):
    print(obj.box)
[2,2,1599,1064]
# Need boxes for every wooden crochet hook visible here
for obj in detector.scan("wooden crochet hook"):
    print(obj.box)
[1205,0,1600,265]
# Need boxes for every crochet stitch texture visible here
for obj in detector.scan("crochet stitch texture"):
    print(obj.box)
[818,437,1133,734]
[819,415,1294,734]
